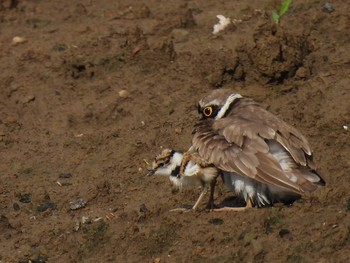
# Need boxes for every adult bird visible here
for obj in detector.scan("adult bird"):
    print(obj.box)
[191,89,326,211]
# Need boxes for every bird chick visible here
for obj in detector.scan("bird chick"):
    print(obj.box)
[148,149,220,211]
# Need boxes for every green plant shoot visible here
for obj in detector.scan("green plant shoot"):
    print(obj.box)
[272,0,292,24]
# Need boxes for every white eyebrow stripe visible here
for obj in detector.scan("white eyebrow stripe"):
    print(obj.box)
[215,93,242,119]
[199,99,220,108]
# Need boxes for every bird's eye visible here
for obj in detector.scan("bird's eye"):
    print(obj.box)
[203,106,213,117]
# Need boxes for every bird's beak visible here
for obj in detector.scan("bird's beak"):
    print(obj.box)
[146,168,155,176]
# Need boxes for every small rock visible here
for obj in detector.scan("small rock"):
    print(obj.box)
[19,193,31,203]
[171,28,189,43]
[295,67,308,79]
[213,15,231,34]
[74,221,81,231]
[139,204,149,214]
[0,215,10,228]
[118,90,129,98]
[208,218,223,225]
[59,173,72,179]
[175,127,182,134]
[4,116,17,124]
[81,216,92,224]
[251,239,264,256]
[69,198,87,210]
[0,125,5,136]
[22,95,35,103]
[13,203,20,211]
[323,3,334,13]
[37,198,56,212]
[12,36,27,44]
[243,232,258,245]
[76,25,91,34]
[279,228,291,238]
[111,132,119,138]
[52,43,67,52]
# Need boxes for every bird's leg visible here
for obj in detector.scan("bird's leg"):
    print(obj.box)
[206,176,217,210]
[213,197,254,212]
[246,198,253,208]
[169,184,208,212]
[192,184,208,210]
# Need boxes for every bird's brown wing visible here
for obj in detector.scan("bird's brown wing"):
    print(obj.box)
[192,102,316,194]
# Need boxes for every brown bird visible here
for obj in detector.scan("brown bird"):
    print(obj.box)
[148,149,220,211]
[191,89,326,211]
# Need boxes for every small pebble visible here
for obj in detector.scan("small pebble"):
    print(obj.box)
[243,232,258,245]
[27,255,48,263]
[19,193,31,203]
[4,116,17,124]
[139,204,149,214]
[251,239,264,256]
[118,89,129,98]
[74,221,81,231]
[0,126,5,136]
[12,36,27,44]
[37,199,56,212]
[343,125,348,131]
[175,127,182,134]
[69,198,87,210]
[323,3,334,13]
[22,95,35,103]
[279,228,291,238]
[111,132,119,138]
[13,203,20,211]
[59,172,72,179]
[208,218,223,225]
[81,216,92,224]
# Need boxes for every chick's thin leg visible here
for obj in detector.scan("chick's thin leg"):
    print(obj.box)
[192,185,208,210]
[169,186,208,212]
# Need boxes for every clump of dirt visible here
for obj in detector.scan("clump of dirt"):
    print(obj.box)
[236,22,313,83]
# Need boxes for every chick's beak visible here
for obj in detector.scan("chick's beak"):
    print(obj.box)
[146,168,155,176]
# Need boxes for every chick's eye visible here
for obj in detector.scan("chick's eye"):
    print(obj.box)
[203,106,213,117]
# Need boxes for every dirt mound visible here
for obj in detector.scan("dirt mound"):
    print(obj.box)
[237,23,313,83]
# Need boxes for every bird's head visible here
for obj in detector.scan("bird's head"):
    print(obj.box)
[147,149,183,177]
[197,89,242,120]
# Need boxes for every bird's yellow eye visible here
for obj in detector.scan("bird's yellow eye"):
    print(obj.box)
[203,106,213,117]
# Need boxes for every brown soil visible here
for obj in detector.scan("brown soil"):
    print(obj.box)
[1,0,350,262]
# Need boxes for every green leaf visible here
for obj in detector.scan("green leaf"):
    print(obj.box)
[272,12,280,24]
[279,0,292,17]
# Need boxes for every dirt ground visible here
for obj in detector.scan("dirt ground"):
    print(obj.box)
[0,0,350,262]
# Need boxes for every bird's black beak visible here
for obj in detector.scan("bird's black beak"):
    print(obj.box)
[146,168,155,176]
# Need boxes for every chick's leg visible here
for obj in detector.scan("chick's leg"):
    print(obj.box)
[192,185,208,210]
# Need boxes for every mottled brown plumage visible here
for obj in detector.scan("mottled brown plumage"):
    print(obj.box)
[192,89,326,207]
